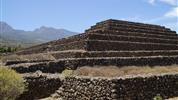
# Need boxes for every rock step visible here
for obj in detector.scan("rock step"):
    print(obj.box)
[16,73,61,100]
[86,40,178,51]
[86,26,177,36]
[88,30,178,40]
[16,30,178,55]
[89,23,173,34]
[50,50,178,59]
[28,33,86,48]
[2,53,55,65]
[6,50,178,65]
[16,40,86,55]
[44,34,86,48]
[16,40,178,55]
[16,32,178,55]
[97,19,167,30]
[9,56,178,73]
[5,60,53,66]
[91,22,171,31]
[88,33,178,44]
[15,34,88,55]
[8,62,65,73]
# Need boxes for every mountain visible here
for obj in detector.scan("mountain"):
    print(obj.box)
[0,21,77,47]
[0,21,14,32]
[31,26,75,41]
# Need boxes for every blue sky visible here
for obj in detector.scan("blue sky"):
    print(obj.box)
[1,0,178,32]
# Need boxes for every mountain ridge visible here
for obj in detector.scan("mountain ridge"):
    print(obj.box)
[0,21,77,47]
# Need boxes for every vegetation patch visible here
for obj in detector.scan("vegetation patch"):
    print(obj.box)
[0,45,21,53]
[0,66,26,100]
[61,69,74,77]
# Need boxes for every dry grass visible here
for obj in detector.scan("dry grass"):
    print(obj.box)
[167,97,178,100]
[73,65,178,77]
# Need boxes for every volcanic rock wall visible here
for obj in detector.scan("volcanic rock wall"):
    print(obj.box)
[57,73,178,100]
[16,74,61,100]
[9,56,178,74]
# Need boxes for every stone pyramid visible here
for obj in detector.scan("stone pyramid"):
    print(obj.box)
[4,19,178,71]
[4,19,178,99]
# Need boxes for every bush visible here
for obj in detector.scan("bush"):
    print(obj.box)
[61,69,74,77]
[0,46,19,53]
[0,66,26,100]
[153,94,163,100]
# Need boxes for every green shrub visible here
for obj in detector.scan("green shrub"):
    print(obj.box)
[153,94,163,100]
[0,66,26,100]
[0,46,19,53]
[61,69,74,77]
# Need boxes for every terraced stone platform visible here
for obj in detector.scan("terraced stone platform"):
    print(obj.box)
[5,19,177,69]
[8,56,178,74]
[3,19,178,99]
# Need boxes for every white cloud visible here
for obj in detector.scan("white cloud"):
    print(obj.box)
[164,7,178,17]
[145,0,178,32]
[147,0,178,6]
[148,0,156,5]
[159,0,177,6]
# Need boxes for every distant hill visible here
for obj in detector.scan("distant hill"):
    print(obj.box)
[0,21,77,47]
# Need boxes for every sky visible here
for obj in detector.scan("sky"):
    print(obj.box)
[0,0,178,32]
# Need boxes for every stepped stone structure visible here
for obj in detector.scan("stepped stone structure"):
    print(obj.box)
[6,19,178,68]
[3,19,178,99]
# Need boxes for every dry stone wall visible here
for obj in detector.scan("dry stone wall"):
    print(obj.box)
[16,34,88,55]
[88,33,178,44]
[9,56,178,74]
[57,73,178,100]
[16,74,61,100]
[51,50,178,59]
[86,40,178,51]
[89,30,178,40]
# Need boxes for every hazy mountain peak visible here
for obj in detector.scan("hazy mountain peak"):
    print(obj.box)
[0,21,77,47]
[39,26,54,29]
[34,26,57,33]
[0,21,14,32]
[33,26,76,35]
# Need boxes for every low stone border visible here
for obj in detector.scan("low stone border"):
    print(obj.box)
[16,74,61,100]
[56,73,178,100]
[9,56,178,73]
